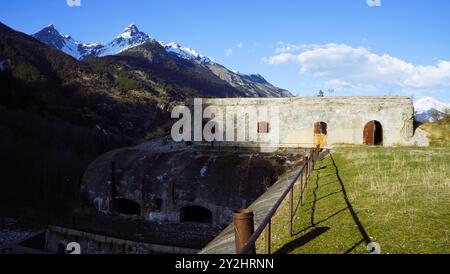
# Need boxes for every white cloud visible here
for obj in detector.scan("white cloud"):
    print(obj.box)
[264,53,298,65]
[264,43,450,90]
[326,79,376,92]
[237,42,244,49]
[326,79,355,89]
[225,48,233,56]
[367,0,381,7]
[275,43,322,54]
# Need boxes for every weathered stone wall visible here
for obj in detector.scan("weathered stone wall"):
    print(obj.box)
[194,96,421,147]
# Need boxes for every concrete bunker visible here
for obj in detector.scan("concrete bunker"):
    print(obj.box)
[194,97,428,147]
[180,206,213,224]
[364,120,383,146]
[68,141,309,253]
[80,143,300,227]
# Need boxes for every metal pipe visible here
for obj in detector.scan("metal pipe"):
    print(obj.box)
[265,220,271,254]
[233,209,255,254]
[300,171,304,205]
[305,157,309,179]
[289,187,294,237]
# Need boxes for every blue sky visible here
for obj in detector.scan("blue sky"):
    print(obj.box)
[1,0,449,101]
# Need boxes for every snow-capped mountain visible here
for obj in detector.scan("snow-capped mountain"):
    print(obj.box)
[33,25,104,59]
[32,24,292,97]
[101,24,153,57]
[414,97,450,122]
[160,41,214,64]
[32,24,214,63]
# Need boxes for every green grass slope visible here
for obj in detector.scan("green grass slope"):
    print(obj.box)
[262,121,450,254]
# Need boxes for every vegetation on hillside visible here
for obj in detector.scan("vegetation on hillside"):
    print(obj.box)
[0,22,249,142]
[0,21,253,223]
[420,115,450,146]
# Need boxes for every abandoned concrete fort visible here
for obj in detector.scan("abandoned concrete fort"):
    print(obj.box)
[187,96,428,147]
[9,96,429,254]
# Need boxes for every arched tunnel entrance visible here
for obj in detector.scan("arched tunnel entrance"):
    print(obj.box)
[364,120,383,146]
[180,206,213,224]
[115,198,141,216]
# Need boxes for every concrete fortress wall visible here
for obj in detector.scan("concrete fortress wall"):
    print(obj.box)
[195,96,423,147]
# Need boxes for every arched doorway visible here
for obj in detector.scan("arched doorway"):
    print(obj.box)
[364,121,383,146]
[180,206,212,224]
[115,198,141,216]
[314,122,328,147]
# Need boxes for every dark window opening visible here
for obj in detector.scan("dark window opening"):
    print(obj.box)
[314,122,328,135]
[180,206,212,223]
[258,122,270,133]
[115,198,141,216]
[364,120,383,146]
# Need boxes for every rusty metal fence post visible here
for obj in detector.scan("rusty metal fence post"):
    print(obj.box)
[233,209,255,254]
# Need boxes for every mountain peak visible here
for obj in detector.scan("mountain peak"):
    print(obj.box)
[33,24,68,50]
[415,96,450,112]
[414,96,450,122]
[124,24,139,33]
[126,23,138,29]
[37,24,60,35]
[117,24,146,39]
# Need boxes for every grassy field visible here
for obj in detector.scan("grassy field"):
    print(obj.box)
[257,122,450,254]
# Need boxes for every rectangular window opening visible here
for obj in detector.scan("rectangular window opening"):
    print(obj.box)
[258,122,270,133]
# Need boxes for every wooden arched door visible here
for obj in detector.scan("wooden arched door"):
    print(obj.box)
[314,122,328,147]
[364,121,383,146]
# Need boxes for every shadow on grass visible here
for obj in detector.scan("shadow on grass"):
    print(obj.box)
[284,151,371,253]
[305,190,342,206]
[274,227,330,254]
[294,163,346,235]
[329,152,372,252]
[344,239,365,254]
[295,207,347,235]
